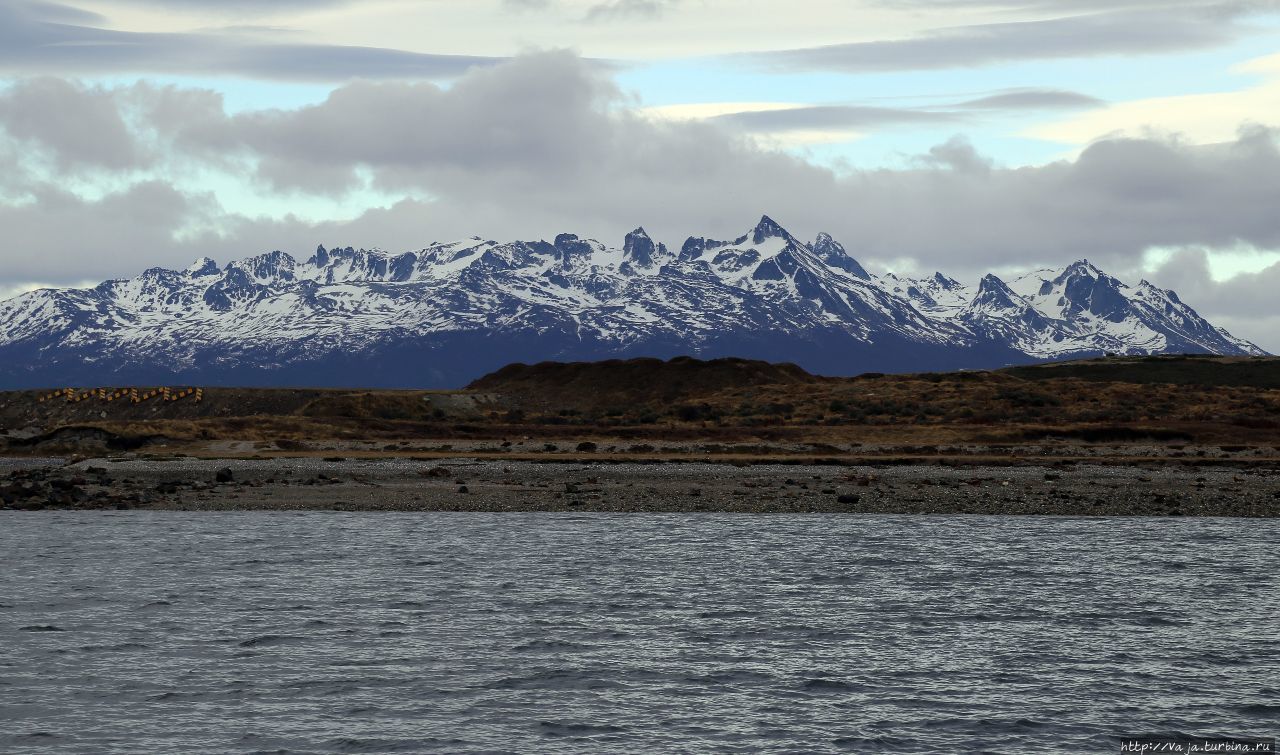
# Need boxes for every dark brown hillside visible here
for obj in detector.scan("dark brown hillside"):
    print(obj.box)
[0,388,442,429]
[466,356,820,411]
[2,355,1279,455]
[1002,354,1280,388]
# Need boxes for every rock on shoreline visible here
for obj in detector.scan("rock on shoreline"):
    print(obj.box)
[2,457,1279,517]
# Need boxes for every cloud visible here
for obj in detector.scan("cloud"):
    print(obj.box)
[584,0,675,22]
[0,182,210,281]
[18,0,106,24]
[6,0,1272,83]
[1030,55,1280,145]
[642,102,806,121]
[871,0,1277,13]
[1145,247,1280,351]
[913,135,993,173]
[740,9,1244,73]
[955,89,1105,110]
[1148,248,1280,317]
[502,0,553,9]
[190,51,618,193]
[670,88,1102,140]
[0,78,143,171]
[0,178,380,284]
[107,0,352,9]
[1,51,1279,347]
[711,105,961,132]
[0,1,500,81]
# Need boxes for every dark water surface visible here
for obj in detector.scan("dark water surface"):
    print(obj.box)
[1,512,1277,754]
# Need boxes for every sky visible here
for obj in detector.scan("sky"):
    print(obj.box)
[1,0,1279,349]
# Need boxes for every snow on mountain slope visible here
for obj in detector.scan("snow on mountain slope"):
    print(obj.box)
[0,216,1265,388]
[1002,260,1259,357]
[879,271,972,320]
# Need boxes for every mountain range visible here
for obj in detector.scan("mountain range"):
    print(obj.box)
[0,216,1264,389]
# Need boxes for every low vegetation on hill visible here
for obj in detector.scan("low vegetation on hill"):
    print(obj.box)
[467,357,818,411]
[1004,354,1280,388]
[1,355,1278,454]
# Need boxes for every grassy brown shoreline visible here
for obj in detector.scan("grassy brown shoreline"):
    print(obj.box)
[3,355,1279,515]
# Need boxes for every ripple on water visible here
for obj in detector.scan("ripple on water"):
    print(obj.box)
[539,721,627,737]
[0,511,1276,754]
[236,634,307,648]
[76,643,150,652]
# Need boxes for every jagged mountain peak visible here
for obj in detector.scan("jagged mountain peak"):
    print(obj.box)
[0,216,1266,389]
[1055,258,1105,282]
[185,257,219,277]
[238,249,296,266]
[971,274,1021,308]
[977,272,1011,289]
[812,231,870,280]
[223,250,298,285]
[750,214,791,244]
[307,244,383,267]
[623,227,661,267]
[932,272,962,289]
[549,233,606,266]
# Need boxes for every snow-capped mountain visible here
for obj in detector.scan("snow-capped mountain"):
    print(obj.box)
[0,216,1264,388]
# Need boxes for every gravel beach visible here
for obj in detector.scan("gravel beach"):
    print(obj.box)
[4,456,1279,516]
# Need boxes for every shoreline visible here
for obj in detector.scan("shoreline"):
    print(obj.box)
[4,455,1279,517]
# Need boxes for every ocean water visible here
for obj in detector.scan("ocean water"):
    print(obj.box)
[1,512,1277,754]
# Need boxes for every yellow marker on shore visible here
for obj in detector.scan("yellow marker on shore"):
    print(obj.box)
[33,385,204,406]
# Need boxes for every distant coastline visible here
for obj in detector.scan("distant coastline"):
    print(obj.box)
[3,355,1279,516]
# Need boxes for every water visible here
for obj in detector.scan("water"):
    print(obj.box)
[1,512,1277,754]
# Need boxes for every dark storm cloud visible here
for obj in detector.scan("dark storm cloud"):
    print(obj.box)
[954,89,1105,110]
[740,10,1239,73]
[0,1,500,81]
[712,105,961,132]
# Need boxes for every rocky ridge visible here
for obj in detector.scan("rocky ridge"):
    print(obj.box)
[0,216,1263,388]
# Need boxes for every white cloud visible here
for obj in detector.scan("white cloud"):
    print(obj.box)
[1029,51,1280,146]
[641,101,805,121]
[1144,247,1280,352]
[10,0,1277,70]
[641,102,866,147]
[2,51,1280,347]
